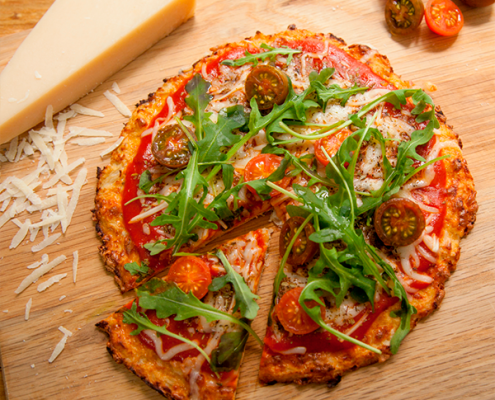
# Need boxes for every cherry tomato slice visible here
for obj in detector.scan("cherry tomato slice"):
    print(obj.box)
[245,65,289,110]
[374,198,426,247]
[276,287,324,335]
[166,256,212,299]
[314,129,352,166]
[244,154,291,198]
[425,0,464,36]
[151,124,191,168]
[385,0,425,35]
[280,216,318,266]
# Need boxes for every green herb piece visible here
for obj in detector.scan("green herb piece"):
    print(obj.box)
[211,330,249,371]
[197,105,246,168]
[183,74,212,141]
[209,250,260,320]
[221,43,301,67]
[124,261,149,281]
[123,302,213,364]
[136,279,262,345]
[299,281,381,354]
[312,81,369,108]
[261,144,334,188]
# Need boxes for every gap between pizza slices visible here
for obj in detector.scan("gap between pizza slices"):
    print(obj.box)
[94,26,477,395]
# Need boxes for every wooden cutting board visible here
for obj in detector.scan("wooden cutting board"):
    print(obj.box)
[1,1,494,399]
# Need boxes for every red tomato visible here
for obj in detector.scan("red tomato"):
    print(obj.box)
[166,256,212,299]
[275,287,324,335]
[244,154,291,198]
[314,129,351,166]
[425,0,464,36]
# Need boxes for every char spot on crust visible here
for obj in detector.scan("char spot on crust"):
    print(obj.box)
[327,32,346,46]
[327,376,342,388]
[288,24,297,30]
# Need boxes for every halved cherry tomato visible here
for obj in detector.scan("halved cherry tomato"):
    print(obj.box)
[280,216,318,266]
[314,129,352,166]
[385,0,425,35]
[151,124,190,168]
[275,287,324,335]
[166,256,211,299]
[425,0,464,36]
[244,154,291,198]
[374,198,426,247]
[245,65,289,110]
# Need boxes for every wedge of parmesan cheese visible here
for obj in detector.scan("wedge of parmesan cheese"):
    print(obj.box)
[0,0,196,144]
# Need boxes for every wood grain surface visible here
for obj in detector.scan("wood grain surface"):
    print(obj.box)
[1,1,494,399]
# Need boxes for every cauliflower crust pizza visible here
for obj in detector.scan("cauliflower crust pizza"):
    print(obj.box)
[94,26,477,395]
[97,229,270,400]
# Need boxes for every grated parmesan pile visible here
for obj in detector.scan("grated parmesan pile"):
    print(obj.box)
[1,81,129,365]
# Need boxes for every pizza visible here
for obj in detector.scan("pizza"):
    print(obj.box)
[97,228,270,400]
[94,26,477,392]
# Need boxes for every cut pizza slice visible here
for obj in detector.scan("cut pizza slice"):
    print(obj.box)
[97,228,269,400]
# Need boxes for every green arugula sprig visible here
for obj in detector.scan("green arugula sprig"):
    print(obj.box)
[127,279,262,344]
[124,261,150,282]
[209,250,260,319]
[221,43,301,67]
[123,302,213,363]
[312,81,369,108]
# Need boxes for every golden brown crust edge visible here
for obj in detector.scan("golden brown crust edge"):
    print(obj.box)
[257,29,477,385]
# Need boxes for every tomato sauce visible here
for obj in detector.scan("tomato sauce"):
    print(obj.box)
[264,294,398,354]
[395,136,447,289]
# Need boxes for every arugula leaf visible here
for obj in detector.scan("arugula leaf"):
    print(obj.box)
[209,250,260,319]
[197,105,246,167]
[221,164,234,191]
[299,281,381,354]
[138,170,153,193]
[124,261,149,281]
[123,302,213,364]
[211,330,248,371]
[136,279,262,344]
[221,43,301,67]
[262,144,334,188]
[138,170,175,194]
[183,74,212,140]
[312,81,368,108]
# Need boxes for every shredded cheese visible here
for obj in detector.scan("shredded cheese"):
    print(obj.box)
[73,250,78,283]
[48,326,72,363]
[15,254,67,294]
[37,273,68,292]
[70,103,104,117]
[104,90,132,117]
[25,298,32,321]
[31,233,62,253]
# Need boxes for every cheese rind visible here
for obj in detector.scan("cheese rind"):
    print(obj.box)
[0,0,196,144]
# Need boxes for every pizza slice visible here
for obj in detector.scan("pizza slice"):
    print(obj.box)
[96,228,269,400]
